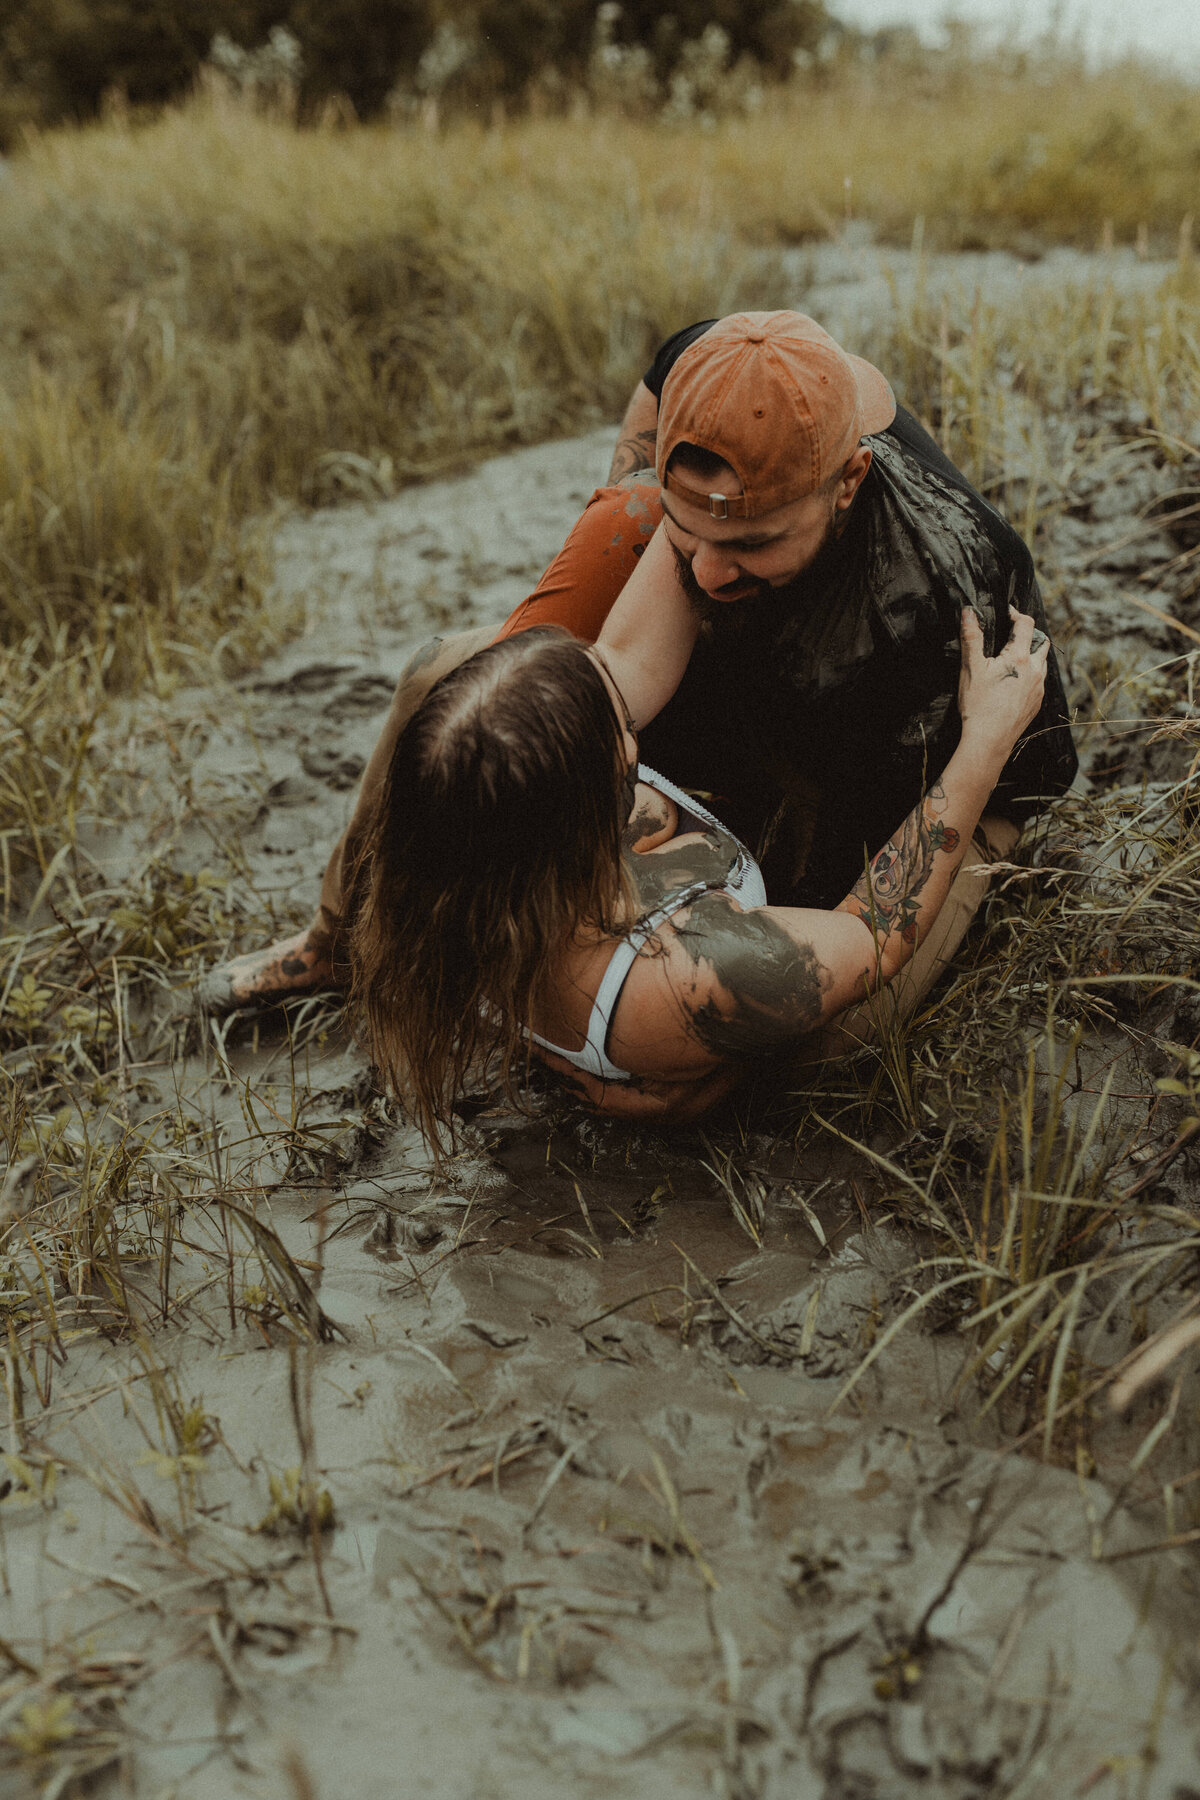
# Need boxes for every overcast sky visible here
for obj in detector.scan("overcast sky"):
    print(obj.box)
[832,0,1200,72]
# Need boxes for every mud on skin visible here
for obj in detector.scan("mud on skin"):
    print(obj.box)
[671,889,829,1058]
[625,828,740,913]
[622,781,673,849]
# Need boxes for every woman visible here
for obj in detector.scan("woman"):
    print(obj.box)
[351,608,1047,1145]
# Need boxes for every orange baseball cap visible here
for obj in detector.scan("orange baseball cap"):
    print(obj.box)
[656,311,896,519]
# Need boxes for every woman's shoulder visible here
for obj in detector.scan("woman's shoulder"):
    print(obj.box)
[613,891,873,1076]
[624,770,744,916]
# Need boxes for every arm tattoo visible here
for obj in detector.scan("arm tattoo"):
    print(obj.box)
[670,892,829,1059]
[606,429,658,486]
[848,780,961,947]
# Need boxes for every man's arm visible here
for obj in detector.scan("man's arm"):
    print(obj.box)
[606,380,659,485]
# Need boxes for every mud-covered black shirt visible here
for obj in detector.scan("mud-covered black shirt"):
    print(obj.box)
[638,320,1078,908]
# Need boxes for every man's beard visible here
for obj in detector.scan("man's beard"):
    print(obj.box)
[671,503,845,626]
[671,542,768,622]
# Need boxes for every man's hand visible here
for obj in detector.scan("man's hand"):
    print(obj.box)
[958,605,1049,758]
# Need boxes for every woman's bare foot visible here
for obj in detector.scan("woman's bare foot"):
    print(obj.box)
[196,925,338,1015]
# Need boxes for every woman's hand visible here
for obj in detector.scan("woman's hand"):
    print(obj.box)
[957,606,1049,761]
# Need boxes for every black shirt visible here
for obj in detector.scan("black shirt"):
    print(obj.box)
[638,321,1078,907]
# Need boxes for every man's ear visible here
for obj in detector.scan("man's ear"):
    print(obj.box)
[835,444,873,511]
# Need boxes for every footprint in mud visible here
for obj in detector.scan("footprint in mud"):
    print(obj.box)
[300,745,367,790]
[322,673,400,719]
[251,660,360,695]
[363,1208,442,1258]
[264,772,323,807]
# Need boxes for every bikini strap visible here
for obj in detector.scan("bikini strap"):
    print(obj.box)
[577,936,645,1079]
[636,763,768,911]
[525,766,767,1083]
[525,883,705,1083]
[580,882,713,1078]
[636,762,721,829]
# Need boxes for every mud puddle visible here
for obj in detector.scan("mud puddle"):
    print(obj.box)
[4,314,1200,1795]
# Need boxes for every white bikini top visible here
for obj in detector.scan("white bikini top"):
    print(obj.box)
[527,764,767,1085]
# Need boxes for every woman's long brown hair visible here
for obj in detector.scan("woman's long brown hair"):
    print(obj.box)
[350,629,634,1153]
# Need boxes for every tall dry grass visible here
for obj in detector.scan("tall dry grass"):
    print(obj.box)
[0,97,766,679]
[2,54,1197,682]
[0,93,768,901]
[860,263,1200,549]
[801,768,1200,1476]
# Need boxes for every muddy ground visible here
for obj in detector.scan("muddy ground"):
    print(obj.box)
[3,249,1200,1799]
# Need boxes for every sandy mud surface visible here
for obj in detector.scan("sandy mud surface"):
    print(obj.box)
[3,259,1200,1799]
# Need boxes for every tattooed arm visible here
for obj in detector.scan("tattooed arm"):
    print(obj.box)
[606,380,659,485]
[604,608,1051,1077]
[839,778,960,969]
[833,606,1049,987]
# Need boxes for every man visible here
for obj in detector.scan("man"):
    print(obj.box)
[200,311,1076,1014]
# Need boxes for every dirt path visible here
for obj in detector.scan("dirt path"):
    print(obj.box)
[3,320,1200,1797]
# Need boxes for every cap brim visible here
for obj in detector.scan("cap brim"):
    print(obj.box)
[849,355,897,436]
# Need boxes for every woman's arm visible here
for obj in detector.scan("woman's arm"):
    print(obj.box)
[610,609,1050,1074]
[593,525,700,729]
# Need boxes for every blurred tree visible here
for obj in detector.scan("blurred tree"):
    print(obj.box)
[0,0,844,139]
[0,0,432,133]
[612,0,835,80]
[287,0,434,115]
[464,0,593,98]
[0,0,274,129]
[432,0,840,107]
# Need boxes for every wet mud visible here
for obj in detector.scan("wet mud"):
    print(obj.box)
[4,270,1200,1797]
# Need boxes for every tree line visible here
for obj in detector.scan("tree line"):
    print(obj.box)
[0,0,843,141]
